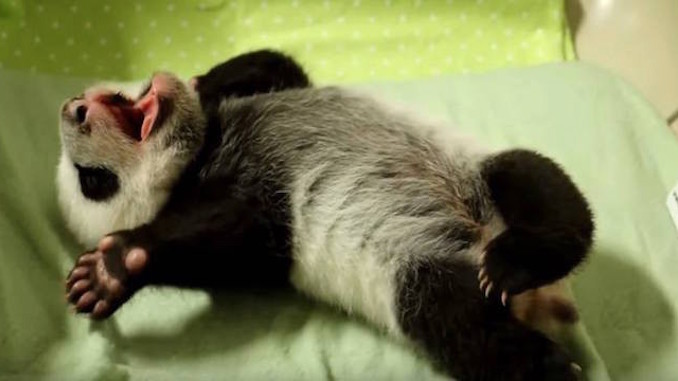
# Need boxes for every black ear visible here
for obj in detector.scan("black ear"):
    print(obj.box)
[195,49,311,111]
[75,164,120,201]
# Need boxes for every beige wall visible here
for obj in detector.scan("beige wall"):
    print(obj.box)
[568,0,678,134]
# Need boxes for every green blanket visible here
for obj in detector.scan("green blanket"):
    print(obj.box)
[1,63,677,381]
[0,0,573,82]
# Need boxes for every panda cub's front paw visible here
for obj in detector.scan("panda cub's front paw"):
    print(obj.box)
[65,234,148,319]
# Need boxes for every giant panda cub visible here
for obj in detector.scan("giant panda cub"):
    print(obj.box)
[59,50,593,381]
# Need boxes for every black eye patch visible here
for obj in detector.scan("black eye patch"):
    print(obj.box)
[75,164,120,201]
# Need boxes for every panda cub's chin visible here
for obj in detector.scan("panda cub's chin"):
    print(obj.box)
[56,72,206,247]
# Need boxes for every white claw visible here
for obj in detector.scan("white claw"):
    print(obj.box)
[571,363,582,373]
[477,267,486,281]
[479,276,489,291]
[501,291,508,306]
[484,282,493,298]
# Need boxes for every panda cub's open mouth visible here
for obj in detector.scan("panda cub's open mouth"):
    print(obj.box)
[104,81,167,142]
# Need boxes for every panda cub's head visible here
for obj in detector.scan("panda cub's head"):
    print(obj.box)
[57,72,205,246]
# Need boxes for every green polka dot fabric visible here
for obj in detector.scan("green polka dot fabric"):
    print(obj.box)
[0,0,574,82]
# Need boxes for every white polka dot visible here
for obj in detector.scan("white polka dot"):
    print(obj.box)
[117,21,125,29]
[229,0,237,8]
[70,5,77,13]
[382,58,391,67]
[475,29,484,37]
[506,53,515,62]
[415,57,422,65]
[135,3,142,12]
[427,43,435,51]
[164,36,172,45]
[336,16,345,24]
[414,28,421,37]
[536,28,544,36]
[147,51,155,58]
[195,35,204,43]
[368,45,376,53]
[103,4,111,12]
[292,0,300,8]
[132,37,139,45]
[114,52,122,60]
[414,0,422,7]
[444,27,451,36]
[306,16,314,25]
[336,71,345,78]
[475,55,485,63]
[382,28,391,37]
[19,21,25,29]
[84,21,92,29]
[323,0,331,9]
[14,49,22,57]
[399,14,407,23]
[167,3,175,11]
[491,42,498,50]
[397,43,405,52]
[66,38,75,46]
[384,0,391,6]
[227,36,235,43]
[48,53,56,61]
[369,69,376,77]
[52,21,60,29]
[292,30,299,39]
[198,3,208,11]
[368,16,376,23]
[459,13,467,22]
[429,13,438,22]
[181,20,189,28]
[459,42,468,50]
[63,66,71,73]
[261,0,268,9]
[476,0,483,4]
[520,41,529,49]
[353,0,360,6]
[504,28,513,36]
[193,63,201,70]
[244,17,253,26]
[30,66,37,73]
[445,56,452,64]
[81,53,89,61]
[211,50,218,57]
[34,36,41,44]
[351,30,362,39]
[0,31,6,39]
[161,62,169,69]
[179,50,187,58]
[260,33,269,41]
[305,42,313,52]
[320,59,328,67]
[274,16,284,24]
[490,12,498,20]
[36,4,44,12]
[321,30,328,39]
[99,38,107,46]
[149,20,157,28]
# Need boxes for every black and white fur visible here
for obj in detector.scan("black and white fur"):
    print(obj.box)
[59,50,593,380]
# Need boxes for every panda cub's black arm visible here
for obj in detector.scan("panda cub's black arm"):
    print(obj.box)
[193,49,311,113]
[114,177,292,289]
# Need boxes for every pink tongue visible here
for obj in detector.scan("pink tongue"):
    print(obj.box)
[136,88,159,141]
